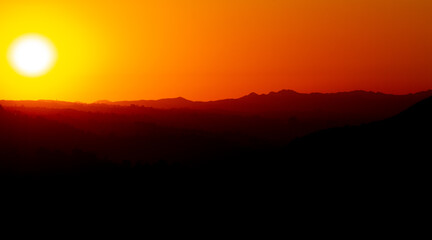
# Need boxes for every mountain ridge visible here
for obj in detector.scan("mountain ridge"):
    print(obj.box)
[95,89,432,105]
[1,90,432,180]
[2,89,432,107]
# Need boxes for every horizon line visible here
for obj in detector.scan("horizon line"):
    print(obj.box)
[1,88,432,104]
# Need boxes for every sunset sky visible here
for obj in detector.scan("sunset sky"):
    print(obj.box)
[0,0,431,102]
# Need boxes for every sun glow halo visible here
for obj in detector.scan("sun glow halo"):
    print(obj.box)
[8,34,57,77]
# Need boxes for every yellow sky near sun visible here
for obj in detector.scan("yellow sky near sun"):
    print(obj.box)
[0,1,107,101]
[0,0,431,102]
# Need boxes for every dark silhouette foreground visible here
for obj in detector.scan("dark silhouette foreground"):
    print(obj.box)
[0,90,430,187]
[1,91,430,228]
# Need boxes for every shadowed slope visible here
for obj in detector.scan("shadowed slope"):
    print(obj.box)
[288,95,432,177]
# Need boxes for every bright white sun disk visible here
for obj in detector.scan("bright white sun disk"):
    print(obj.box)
[8,34,57,77]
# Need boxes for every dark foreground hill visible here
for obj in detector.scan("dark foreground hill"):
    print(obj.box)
[286,95,432,185]
[1,93,430,224]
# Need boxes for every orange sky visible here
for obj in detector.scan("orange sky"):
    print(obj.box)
[0,0,431,101]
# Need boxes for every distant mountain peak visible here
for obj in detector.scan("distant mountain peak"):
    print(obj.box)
[157,97,192,103]
[174,97,189,101]
[241,89,299,100]
[277,89,298,95]
[238,92,260,100]
[244,89,299,98]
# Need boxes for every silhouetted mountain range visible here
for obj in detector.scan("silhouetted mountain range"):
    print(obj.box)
[4,89,431,117]
[97,89,432,118]
[1,90,431,179]
[2,90,431,142]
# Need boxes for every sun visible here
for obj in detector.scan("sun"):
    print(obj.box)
[8,34,57,77]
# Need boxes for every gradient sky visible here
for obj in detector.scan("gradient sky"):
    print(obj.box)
[0,0,431,101]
